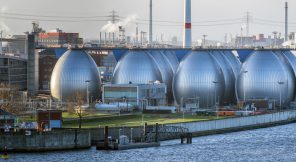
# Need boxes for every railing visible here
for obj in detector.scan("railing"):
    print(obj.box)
[144,125,189,142]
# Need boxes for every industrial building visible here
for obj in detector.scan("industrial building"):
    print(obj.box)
[102,83,167,107]
[0,55,27,90]
[36,28,83,47]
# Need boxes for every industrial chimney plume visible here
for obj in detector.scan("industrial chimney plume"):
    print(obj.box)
[183,0,192,48]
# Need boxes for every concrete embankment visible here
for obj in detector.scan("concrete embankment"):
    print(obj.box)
[89,110,296,143]
[168,110,296,137]
[0,129,91,152]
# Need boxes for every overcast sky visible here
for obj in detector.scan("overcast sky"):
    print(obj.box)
[0,0,295,42]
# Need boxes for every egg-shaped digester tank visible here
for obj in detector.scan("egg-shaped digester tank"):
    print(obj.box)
[161,50,179,74]
[222,50,241,79]
[210,51,236,104]
[236,50,295,106]
[173,51,225,107]
[149,50,174,101]
[112,50,163,84]
[50,49,101,101]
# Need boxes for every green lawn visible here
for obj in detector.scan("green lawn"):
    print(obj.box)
[62,112,111,119]
[19,112,227,128]
[19,112,111,122]
[62,113,226,128]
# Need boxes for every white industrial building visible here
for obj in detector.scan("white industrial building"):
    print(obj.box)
[102,83,167,108]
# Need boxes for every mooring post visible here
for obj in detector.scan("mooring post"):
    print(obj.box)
[144,122,148,136]
[104,126,109,150]
[155,123,159,142]
[181,136,184,144]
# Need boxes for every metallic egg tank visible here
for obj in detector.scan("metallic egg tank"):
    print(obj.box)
[149,50,174,101]
[112,50,163,84]
[236,50,295,105]
[161,50,179,73]
[50,49,101,101]
[223,50,241,79]
[173,51,225,107]
[210,51,236,104]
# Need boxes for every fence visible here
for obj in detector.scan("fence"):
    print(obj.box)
[168,111,296,133]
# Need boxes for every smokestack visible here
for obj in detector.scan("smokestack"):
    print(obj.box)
[136,24,139,44]
[183,0,192,48]
[285,1,288,41]
[149,0,153,44]
[99,32,102,45]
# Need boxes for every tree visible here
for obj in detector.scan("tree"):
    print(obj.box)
[0,83,25,115]
[66,92,92,129]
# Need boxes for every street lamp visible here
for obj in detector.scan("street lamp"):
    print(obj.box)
[243,70,248,103]
[212,81,219,118]
[278,81,285,111]
[85,80,90,106]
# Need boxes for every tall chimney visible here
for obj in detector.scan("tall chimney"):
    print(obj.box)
[183,0,192,48]
[149,0,153,44]
[285,1,288,41]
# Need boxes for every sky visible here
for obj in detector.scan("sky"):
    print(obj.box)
[0,0,295,42]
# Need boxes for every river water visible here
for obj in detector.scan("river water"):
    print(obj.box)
[6,123,296,162]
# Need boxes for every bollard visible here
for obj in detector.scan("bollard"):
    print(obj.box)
[104,126,109,150]
[155,123,159,142]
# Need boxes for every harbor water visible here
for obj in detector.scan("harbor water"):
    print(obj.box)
[7,123,296,162]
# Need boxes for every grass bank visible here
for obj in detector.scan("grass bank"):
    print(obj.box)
[62,113,226,128]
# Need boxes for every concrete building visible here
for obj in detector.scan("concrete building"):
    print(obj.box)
[0,55,27,90]
[102,83,167,107]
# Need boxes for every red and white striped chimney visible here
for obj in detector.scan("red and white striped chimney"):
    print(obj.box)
[183,0,192,48]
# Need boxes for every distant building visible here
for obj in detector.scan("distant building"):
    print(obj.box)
[36,28,83,47]
[232,34,284,47]
[102,83,167,107]
[0,55,27,90]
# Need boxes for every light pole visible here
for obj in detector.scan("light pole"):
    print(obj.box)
[130,128,133,144]
[202,34,207,47]
[85,80,90,106]
[212,81,219,118]
[278,81,284,111]
[243,71,248,103]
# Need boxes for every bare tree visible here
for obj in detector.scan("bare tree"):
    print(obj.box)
[67,92,90,129]
[0,83,24,115]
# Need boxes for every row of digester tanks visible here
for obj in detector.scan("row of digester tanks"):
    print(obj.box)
[112,49,296,108]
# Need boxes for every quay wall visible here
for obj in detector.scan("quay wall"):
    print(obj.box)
[90,111,296,142]
[168,111,296,134]
[0,129,91,152]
